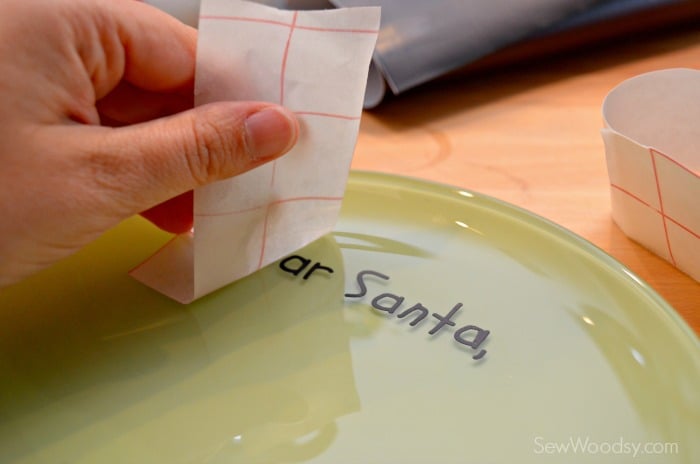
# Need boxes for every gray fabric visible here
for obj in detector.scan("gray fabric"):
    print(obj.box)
[330,0,602,95]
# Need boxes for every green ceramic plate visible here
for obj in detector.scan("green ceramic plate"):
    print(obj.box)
[1,171,698,464]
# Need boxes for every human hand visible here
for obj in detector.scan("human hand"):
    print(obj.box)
[0,0,299,287]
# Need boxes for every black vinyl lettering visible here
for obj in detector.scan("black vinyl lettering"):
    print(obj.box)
[371,293,404,314]
[344,270,390,298]
[396,303,429,326]
[339,267,492,362]
[279,255,311,277]
[303,262,334,280]
[454,325,490,360]
[428,303,462,335]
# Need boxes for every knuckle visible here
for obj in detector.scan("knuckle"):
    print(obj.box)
[186,113,244,185]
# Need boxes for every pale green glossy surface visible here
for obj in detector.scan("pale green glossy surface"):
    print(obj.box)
[1,172,698,463]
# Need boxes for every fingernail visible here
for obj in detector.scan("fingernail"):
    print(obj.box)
[244,106,298,160]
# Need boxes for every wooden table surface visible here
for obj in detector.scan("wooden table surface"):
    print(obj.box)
[351,23,700,336]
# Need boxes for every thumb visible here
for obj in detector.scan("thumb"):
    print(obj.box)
[80,101,298,220]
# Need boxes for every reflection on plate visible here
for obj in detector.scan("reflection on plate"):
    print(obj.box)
[1,172,698,463]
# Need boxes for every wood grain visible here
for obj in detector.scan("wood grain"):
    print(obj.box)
[352,23,700,335]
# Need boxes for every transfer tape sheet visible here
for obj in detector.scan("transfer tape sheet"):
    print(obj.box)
[602,68,700,282]
[131,0,380,303]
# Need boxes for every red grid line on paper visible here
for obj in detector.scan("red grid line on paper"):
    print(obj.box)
[279,12,297,106]
[295,111,361,120]
[201,15,291,27]
[256,10,300,269]
[195,196,344,218]
[199,15,379,34]
[295,25,379,34]
[652,147,700,178]
[649,149,676,266]
[610,147,700,263]
[610,184,700,240]
[258,204,272,267]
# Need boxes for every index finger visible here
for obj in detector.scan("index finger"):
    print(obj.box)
[112,0,198,92]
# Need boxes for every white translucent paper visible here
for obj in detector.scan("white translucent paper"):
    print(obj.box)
[602,68,700,282]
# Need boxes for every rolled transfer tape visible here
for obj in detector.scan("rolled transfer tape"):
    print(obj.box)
[602,68,700,282]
